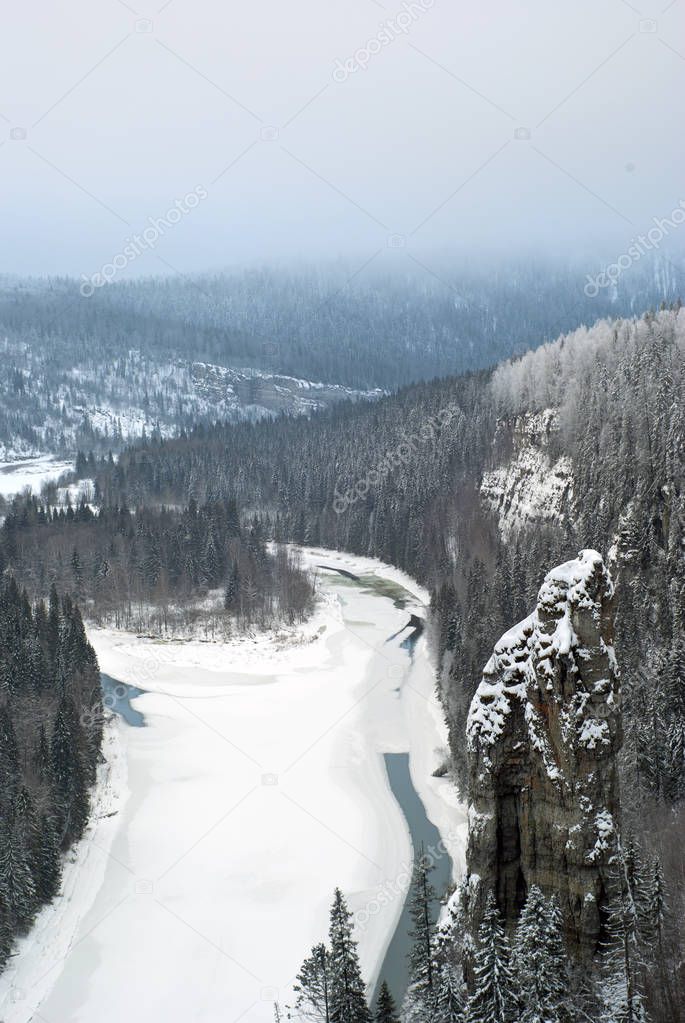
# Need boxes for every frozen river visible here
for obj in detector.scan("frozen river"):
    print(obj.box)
[0,456,74,499]
[0,548,466,1023]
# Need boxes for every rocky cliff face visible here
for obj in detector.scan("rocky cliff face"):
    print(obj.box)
[464,549,622,963]
[480,410,574,538]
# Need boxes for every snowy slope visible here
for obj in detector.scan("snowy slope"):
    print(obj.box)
[0,343,382,458]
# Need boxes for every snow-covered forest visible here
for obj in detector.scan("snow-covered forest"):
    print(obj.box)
[0,498,315,636]
[0,256,680,459]
[0,580,102,965]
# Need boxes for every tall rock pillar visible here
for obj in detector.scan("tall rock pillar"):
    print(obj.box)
[464,549,622,963]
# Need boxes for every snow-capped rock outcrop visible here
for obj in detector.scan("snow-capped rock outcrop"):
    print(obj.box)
[464,549,622,962]
[480,410,573,537]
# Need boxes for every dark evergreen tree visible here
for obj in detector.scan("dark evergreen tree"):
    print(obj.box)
[511,886,569,1023]
[374,981,399,1023]
[328,888,371,1023]
[598,858,648,1023]
[466,894,515,1023]
[34,815,62,904]
[0,908,13,969]
[405,849,437,1022]
[0,817,36,931]
[50,700,90,847]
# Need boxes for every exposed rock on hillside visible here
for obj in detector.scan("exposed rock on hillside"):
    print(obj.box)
[480,410,573,537]
[464,549,621,963]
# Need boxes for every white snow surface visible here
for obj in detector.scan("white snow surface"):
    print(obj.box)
[0,457,74,498]
[0,547,466,1023]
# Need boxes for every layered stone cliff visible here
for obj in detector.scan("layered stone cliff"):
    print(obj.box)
[463,549,622,962]
[480,410,574,538]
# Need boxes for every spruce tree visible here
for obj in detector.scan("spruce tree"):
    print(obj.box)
[13,787,41,888]
[33,724,51,780]
[0,817,36,930]
[433,894,467,1023]
[642,857,675,1019]
[0,705,20,799]
[433,948,466,1023]
[511,887,568,1023]
[405,848,437,1022]
[50,700,90,846]
[466,893,515,1023]
[0,907,13,969]
[294,942,332,1023]
[328,888,370,1023]
[598,860,647,1023]
[374,981,399,1023]
[47,583,61,664]
[544,896,571,1018]
[642,858,665,948]
[35,815,62,903]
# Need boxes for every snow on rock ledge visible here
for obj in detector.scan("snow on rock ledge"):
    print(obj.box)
[464,549,622,965]
[480,409,573,537]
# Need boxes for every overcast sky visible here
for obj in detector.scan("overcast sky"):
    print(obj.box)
[2,0,684,279]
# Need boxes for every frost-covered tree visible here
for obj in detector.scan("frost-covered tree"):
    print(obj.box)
[597,856,648,1023]
[431,894,467,1023]
[642,858,666,949]
[294,942,332,1023]
[0,907,13,969]
[35,814,62,904]
[466,893,515,1023]
[328,889,370,1023]
[511,887,569,1023]
[51,699,90,846]
[0,817,36,931]
[0,580,102,973]
[404,849,438,1022]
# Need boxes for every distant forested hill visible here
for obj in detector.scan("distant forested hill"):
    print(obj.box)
[0,254,681,457]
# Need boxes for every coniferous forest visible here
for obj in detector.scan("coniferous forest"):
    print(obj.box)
[0,257,680,459]
[0,498,315,635]
[0,579,101,966]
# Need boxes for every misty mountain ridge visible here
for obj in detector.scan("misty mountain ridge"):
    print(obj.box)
[0,253,682,459]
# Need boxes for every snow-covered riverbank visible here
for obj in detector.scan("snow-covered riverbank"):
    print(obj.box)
[0,720,127,1023]
[0,548,466,1023]
[0,456,73,499]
